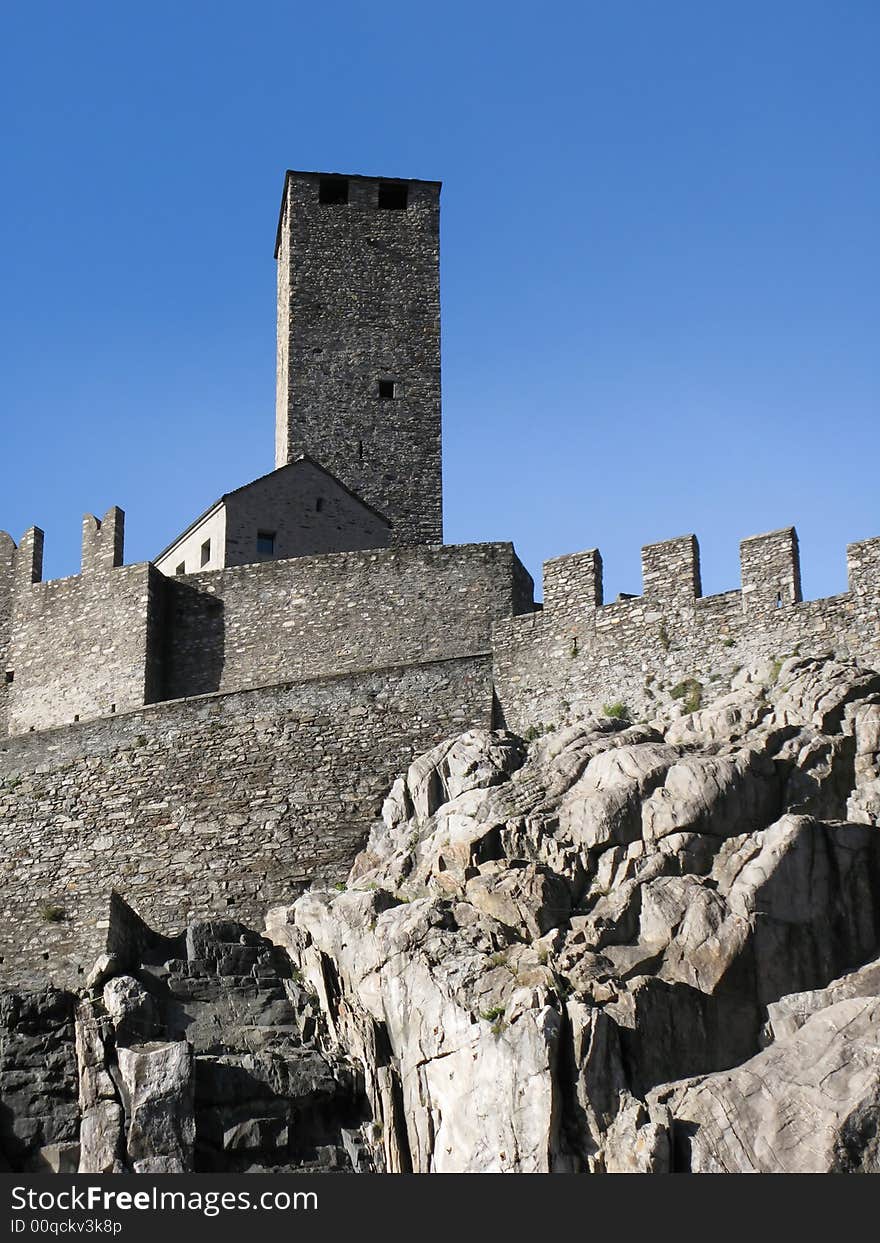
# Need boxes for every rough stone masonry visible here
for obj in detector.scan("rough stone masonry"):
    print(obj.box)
[0,169,878,992]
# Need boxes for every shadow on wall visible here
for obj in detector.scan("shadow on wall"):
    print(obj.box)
[106,890,185,972]
[161,580,226,700]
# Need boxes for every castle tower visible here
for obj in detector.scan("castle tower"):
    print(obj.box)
[274,170,442,546]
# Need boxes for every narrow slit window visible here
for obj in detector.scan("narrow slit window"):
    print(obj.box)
[319,176,349,205]
[4,670,13,684]
[357,439,364,462]
[378,379,395,400]
[200,539,211,567]
[378,182,408,210]
[315,498,324,513]
[257,531,276,557]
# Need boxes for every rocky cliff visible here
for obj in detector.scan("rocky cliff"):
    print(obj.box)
[4,655,880,1173]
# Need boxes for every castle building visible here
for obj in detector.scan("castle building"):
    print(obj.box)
[274,171,443,547]
[153,455,391,575]
[157,169,443,571]
[0,170,878,986]
[0,169,530,747]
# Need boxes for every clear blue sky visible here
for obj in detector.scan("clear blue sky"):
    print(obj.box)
[1,1,877,601]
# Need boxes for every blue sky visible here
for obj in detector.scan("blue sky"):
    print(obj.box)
[0,1,877,602]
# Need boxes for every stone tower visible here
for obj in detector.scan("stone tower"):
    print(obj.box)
[274,170,442,546]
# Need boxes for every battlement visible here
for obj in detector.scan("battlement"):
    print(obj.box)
[0,509,164,735]
[81,506,125,575]
[3,167,878,994]
[493,526,880,733]
[536,526,880,618]
[1,506,126,594]
[543,549,604,616]
[0,505,534,736]
[847,536,880,602]
[641,534,702,603]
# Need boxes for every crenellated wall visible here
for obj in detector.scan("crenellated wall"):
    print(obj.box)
[2,501,880,988]
[3,510,164,736]
[493,528,880,734]
[3,508,879,745]
[0,515,534,735]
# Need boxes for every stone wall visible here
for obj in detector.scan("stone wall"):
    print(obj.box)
[162,541,534,701]
[5,511,164,736]
[0,532,15,736]
[0,654,493,988]
[275,170,443,546]
[0,514,533,734]
[493,528,880,734]
[223,456,391,563]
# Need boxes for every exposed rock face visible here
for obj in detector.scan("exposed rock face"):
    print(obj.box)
[4,656,880,1174]
[267,657,880,1172]
[0,989,80,1172]
[2,918,367,1173]
[116,1041,194,1174]
[655,994,880,1173]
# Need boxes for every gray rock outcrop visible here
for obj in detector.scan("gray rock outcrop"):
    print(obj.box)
[25,917,367,1174]
[267,657,880,1172]
[4,656,880,1174]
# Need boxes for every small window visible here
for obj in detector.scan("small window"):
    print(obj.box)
[175,562,186,576]
[319,176,349,205]
[4,670,13,685]
[200,539,211,567]
[257,531,276,557]
[378,379,395,400]
[315,498,324,513]
[378,182,408,210]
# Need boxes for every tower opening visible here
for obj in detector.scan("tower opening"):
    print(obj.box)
[378,182,408,210]
[319,177,349,205]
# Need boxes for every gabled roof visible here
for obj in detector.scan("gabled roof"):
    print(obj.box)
[153,454,391,565]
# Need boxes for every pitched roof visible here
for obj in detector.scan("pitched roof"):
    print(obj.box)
[153,454,390,564]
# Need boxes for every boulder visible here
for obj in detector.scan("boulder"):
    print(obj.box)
[665,995,880,1172]
[116,1042,195,1174]
[271,657,880,1173]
